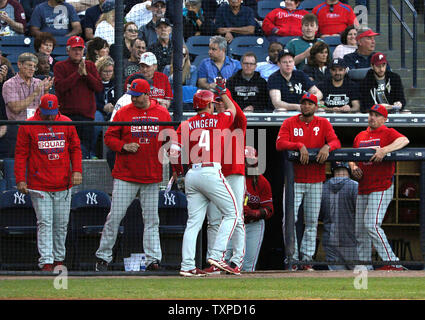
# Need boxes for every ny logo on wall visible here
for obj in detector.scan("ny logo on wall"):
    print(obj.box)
[86,192,98,205]
[163,192,176,206]
[14,192,26,204]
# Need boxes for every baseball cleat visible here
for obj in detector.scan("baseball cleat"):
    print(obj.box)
[95,259,108,272]
[376,265,405,271]
[203,265,221,275]
[146,260,161,271]
[291,265,298,271]
[180,268,207,277]
[301,264,314,271]
[41,264,53,272]
[208,258,239,275]
[227,263,241,275]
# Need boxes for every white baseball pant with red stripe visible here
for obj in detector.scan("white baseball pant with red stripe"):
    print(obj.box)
[242,219,265,271]
[181,163,238,271]
[355,184,399,263]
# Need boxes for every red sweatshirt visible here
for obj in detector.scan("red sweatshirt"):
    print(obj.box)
[105,99,172,184]
[262,8,309,37]
[14,109,82,192]
[53,58,103,119]
[276,114,341,183]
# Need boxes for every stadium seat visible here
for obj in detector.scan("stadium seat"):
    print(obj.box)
[0,189,38,270]
[192,53,209,67]
[276,36,298,47]
[298,0,323,11]
[53,36,70,46]
[322,36,342,56]
[69,189,122,270]
[348,67,370,81]
[185,36,213,62]
[51,46,67,57]
[54,55,69,62]
[257,0,285,19]
[228,36,269,62]
[0,36,34,56]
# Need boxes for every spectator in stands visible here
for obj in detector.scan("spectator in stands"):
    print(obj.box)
[183,0,215,41]
[125,0,152,29]
[123,38,147,79]
[360,52,406,114]
[2,53,54,156]
[0,0,26,36]
[34,32,57,68]
[86,37,110,63]
[94,0,115,45]
[148,17,173,73]
[15,93,82,272]
[21,0,44,24]
[227,52,269,113]
[110,22,139,62]
[320,161,359,270]
[332,25,357,59]
[163,44,197,87]
[343,28,380,70]
[83,0,104,40]
[197,35,241,90]
[286,13,323,71]
[29,0,82,37]
[303,41,331,84]
[34,52,55,94]
[0,50,15,78]
[317,58,360,112]
[256,41,283,81]
[215,0,257,43]
[0,50,15,159]
[140,0,167,48]
[262,0,308,41]
[268,49,322,111]
[53,36,103,159]
[125,52,173,109]
[68,0,98,13]
[312,0,358,37]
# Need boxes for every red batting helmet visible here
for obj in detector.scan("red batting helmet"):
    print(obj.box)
[193,90,218,111]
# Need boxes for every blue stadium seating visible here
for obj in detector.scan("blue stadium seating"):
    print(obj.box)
[298,0,323,11]
[185,36,212,61]
[257,0,285,19]
[276,36,298,47]
[228,36,270,62]
[322,36,342,56]
[2,158,16,191]
[192,54,209,67]
[0,36,34,56]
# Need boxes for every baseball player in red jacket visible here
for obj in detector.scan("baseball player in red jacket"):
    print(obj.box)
[350,104,409,271]
[276,93,341,270]
[95,79,172,272]
[15,94,83,272]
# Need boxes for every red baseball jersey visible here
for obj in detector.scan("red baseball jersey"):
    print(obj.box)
[105,99,172,184]
[221,91,247,177]
[262,8,309,37]
[276,114,341,183]
[353,125,405,195]
[245,175,274,220]
[173,111,234,166]
[312,2,357,36]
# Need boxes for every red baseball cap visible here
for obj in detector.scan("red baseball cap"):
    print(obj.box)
[356,29,380,40]
[127,78,150,96]
[39,94,59,115]
[370,104,388,118]
[371,52,388,66]
[67,36,85,48]
[300,93,318,105]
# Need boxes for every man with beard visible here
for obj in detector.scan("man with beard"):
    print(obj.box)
[255,41,283,81]
[140,0,167,48]
[29,0,82,37]
[276,93,341,270]
[317,58,360,112]
[360,52,406,113]
[123,38,147,79]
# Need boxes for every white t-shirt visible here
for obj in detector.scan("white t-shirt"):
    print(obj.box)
[125,1,153,29]
[110,93,132,121]
[94,21,115,45]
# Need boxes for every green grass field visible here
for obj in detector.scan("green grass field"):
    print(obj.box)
[1,276,425,300]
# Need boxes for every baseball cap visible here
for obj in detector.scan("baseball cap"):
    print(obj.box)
[39,94,59,115]
[139,52,157,66]
[330,58,347,69]
[152,0,166,5]
[277,48,295,61]
[370,52,388,66]
[127,78,150,96]
[67,36,85,48]
[156,17,172,27]
[369,104,388,118]
[356,29,380,40]
[101,0,115,12]
[300,93,318,105]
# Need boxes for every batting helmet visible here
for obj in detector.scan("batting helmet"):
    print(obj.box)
[399,182,418,199]
[331,161,350,175]
[193,90,218,111]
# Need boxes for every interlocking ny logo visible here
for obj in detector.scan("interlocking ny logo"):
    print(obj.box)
[14,192,25,204]
[86,192,98,205]
[163,192,176,206]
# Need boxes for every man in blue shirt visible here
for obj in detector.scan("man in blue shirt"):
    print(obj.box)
[268,49,322,111]
[83,0,104,40]
[29,0,81,37]
[256,41,283,81]
[197,35,241,90]
[215,0,257,43]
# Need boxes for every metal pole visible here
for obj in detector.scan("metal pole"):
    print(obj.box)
[388,0,393,50]
[171,0,183,122]
[114,0,124,98]
[420,162,425,266]
[400,1,406,68]
[413,10,418,88]
[376,0,381,34]
[283,152,295,269]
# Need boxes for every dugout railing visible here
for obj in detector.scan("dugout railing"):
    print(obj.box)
[283,148,425,271]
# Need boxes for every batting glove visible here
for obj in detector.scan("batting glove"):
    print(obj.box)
[176,175,185,192]
[214,77,227,95]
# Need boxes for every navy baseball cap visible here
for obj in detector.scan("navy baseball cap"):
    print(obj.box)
[278,49,295,61]
[330,58,347,69]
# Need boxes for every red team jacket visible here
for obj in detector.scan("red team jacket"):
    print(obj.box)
[14,109,83,192]
[244,175,274,223]
[262,8,309,37]
[105,99,172,184]
[312,2,357,36]
[353,125,405,195]
[276,115,341,183]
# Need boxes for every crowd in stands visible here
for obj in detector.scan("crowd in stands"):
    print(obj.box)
[0,0,408,160]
